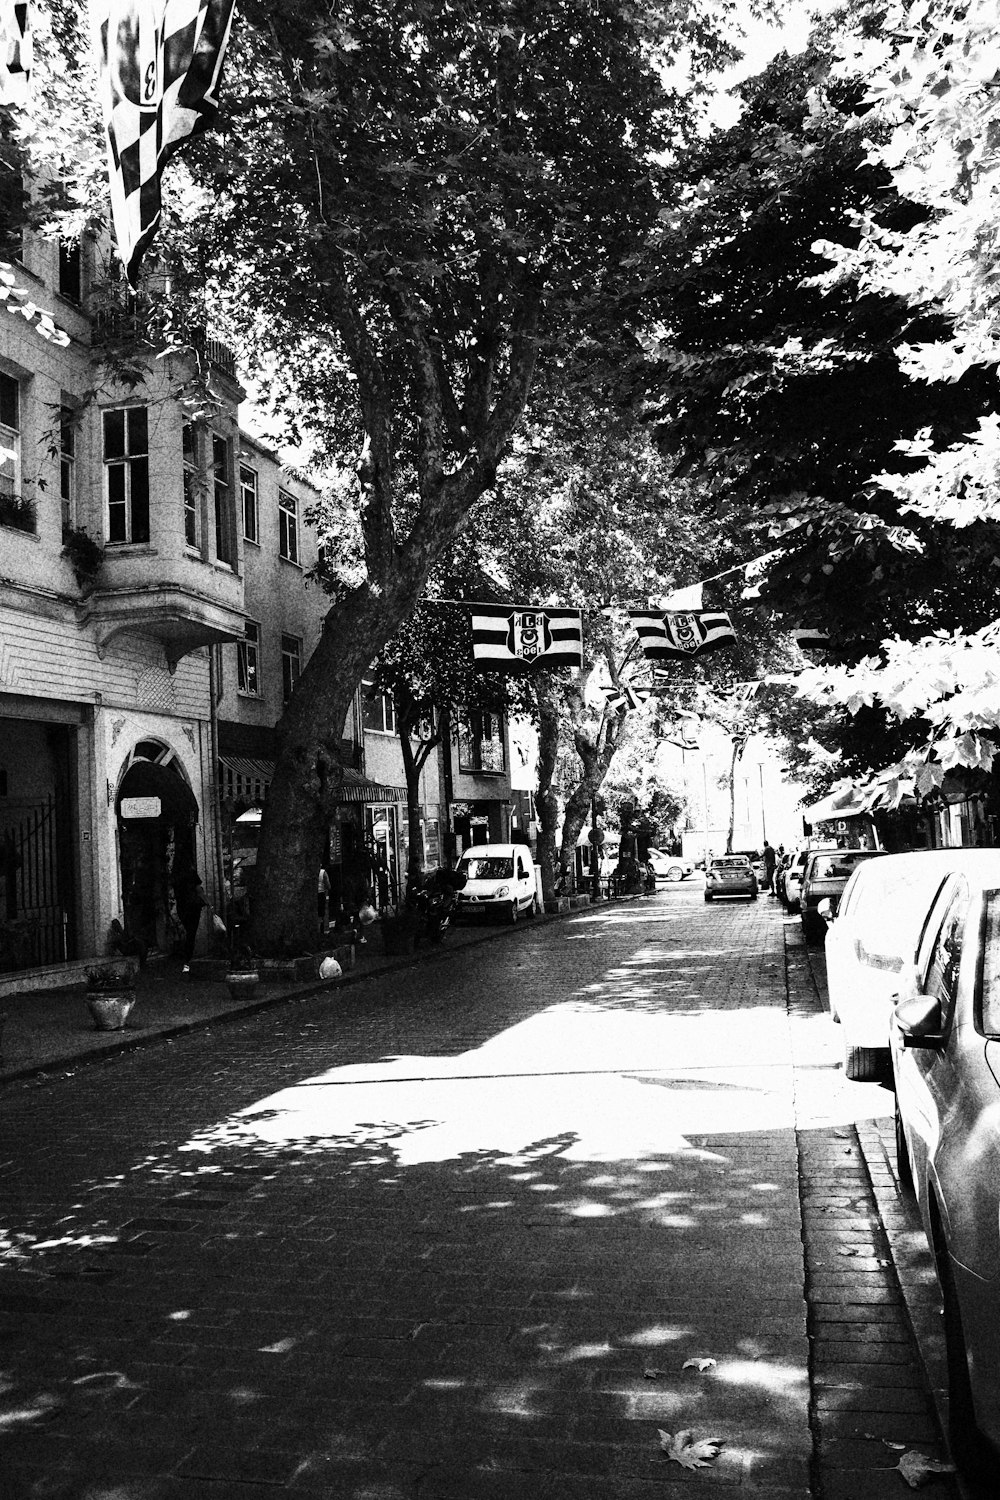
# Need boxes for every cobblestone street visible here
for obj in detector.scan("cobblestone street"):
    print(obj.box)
[0,889,960,1499]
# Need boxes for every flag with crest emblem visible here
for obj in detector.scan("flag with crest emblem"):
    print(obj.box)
[90,0,236,288]
[471,605,583,672]
[629,609,736,661]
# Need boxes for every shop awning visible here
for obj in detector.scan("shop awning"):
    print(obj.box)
[802,783,869,824]
[218,756,407,805]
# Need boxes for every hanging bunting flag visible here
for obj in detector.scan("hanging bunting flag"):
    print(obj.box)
[601,682,652,715]
[0,1,30,105]
[656,582,703,612]
[630,609,737,660]
[791,628,831,652]
[471,605,584,672]
[90,0,237,289]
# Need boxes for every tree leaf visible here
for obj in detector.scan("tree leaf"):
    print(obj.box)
[682,1357,717,1373]
[657,1430,724,1469]
[896,1450,957,1488]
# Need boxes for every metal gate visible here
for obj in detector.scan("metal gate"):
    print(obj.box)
[0,792,76,971]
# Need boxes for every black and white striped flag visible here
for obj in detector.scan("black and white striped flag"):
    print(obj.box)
[471,605,584,672]
[601,682,652,714]
[629,609,737,661]
[91,0,236,288]
[0,1,30,105]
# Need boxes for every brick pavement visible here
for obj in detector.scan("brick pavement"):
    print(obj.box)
[0,889,959,1499]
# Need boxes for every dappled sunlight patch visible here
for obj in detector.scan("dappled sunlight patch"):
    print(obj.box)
[713,1357,808,1394]
[622,1325,691,1349]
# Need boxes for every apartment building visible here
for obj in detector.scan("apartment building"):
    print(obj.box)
[0,219,515,983]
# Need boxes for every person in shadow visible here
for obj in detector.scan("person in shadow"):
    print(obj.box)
[172,861,206,973]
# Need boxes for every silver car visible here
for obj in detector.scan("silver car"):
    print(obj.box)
[892,854,1000,1479]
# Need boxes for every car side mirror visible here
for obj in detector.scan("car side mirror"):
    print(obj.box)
[893,991,945,1050]
[817,897,836,923]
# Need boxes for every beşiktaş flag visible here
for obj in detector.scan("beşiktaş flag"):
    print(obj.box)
[791,628,831,651]
[0,1,30,105]
[601,682,651,714]
[629,609,737,660]
[471,605,584,672]
[90,0,236,289]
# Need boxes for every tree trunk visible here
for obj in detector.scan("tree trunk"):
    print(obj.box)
[725,739,744,855]
[398,718,438,896]
[534,687,562,903]
[250,584,421,954]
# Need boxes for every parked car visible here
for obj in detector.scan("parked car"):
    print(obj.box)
[704,855,758,902]
[799,848,884,943]
[732,848,764,881]
[646,848,694,883]
[891,853,1000,1477]
[773,851,794,903]
[782,847,812,912]
[822,849,968,1080]
[455,844,537,923]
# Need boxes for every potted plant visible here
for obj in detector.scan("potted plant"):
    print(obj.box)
[85,962,138,1031]
[224,945,260,1002]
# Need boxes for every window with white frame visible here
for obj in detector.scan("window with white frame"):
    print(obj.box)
[361,678,396,734]
[237,619,261,697]
[278,489,298,564]
[182,422,199,547]
[213,433,233,564]
[281,634,301,705]
[240,464,258,544]
[60,405,76,532]
[459,710,505,773]
[0,372,20,507]
[103,405,149,543]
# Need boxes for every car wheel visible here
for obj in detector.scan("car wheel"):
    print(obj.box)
[802,915,823,945]
[667,865,684,882]
[844,1044,884,1082]
[932,1206,1000,1484]
[704,892,713,903]
[749,890,758,901]
[526,895,537,919]
[895,1097,913,1194]
[787,899,800,914]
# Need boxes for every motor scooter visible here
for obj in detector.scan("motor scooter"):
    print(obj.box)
[407,866,467,943]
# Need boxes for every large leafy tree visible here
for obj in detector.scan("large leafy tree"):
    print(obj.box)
[634,13,1000,777]
[10,0,739,952]
[180,0,736,950]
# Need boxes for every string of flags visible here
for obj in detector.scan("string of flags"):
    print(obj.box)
[599,681,652,715]
[466,597,828,677]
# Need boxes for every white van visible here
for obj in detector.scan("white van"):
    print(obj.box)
[456,844,537,923]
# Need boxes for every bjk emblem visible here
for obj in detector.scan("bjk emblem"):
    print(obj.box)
[507,610,552,661]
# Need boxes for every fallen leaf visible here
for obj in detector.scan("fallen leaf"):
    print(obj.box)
[897,1450,956,1488]
[643,1368,667,1380]
[682,1358,717,1373]
[880,1439,906,1451]
[657,1430,724,1469]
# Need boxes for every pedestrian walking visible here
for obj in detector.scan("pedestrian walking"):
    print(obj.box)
[763,839,777,893]
[173,861,206,973]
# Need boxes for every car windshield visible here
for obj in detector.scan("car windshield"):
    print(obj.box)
[809,852,876,880]
[464,857,513,879]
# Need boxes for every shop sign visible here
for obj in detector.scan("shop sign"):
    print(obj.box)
[121,796,161,819]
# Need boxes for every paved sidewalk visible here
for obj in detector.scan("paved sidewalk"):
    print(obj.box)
[0,906,576,1086]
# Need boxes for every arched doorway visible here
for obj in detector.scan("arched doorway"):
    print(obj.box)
[116,741,199,956]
